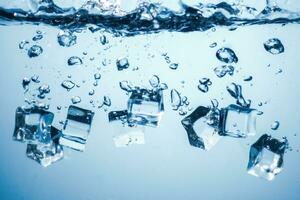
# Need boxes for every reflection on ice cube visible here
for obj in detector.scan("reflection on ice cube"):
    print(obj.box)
[13,106,54,143]
[247,134,288,181]
[109,110,145,147]
[26,126,63,167]
[219,104,257,138]
[181,106,221,151]
[127,88,164,127]
[113,128,145,147]
[60,106,94,151]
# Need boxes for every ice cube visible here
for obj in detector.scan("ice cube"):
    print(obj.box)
[26,126,63,167]
[181,106,221,151]
[127,88,164,127]
[219,104,257,138]
[59,106,94,151]
[247,134,288,181]
[13,106,54,143]
[108,110,145,147]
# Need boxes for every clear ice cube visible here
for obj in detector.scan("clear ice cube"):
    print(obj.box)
[127,88,164,127]
[26,126,63,167]
[181,106,221,151]
[108,110,145,147]
[219,104,257,138]
[247,134,288,181]
[13,106,54,143]
[59,106,94,151]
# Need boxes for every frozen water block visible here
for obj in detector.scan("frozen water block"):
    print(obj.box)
[13,106,54,143]
[60,106,94,151]
[247,134,288,181]
[127,88,164,127]
[181,106,221,151]
[219,104,257,138]
[26,126,63,167]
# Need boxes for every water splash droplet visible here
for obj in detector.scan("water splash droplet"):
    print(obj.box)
[198,78,212,93]
[94,73,101,80]
[214,65,235,78]
[61,80,75,91]
[103,96,112,107]
[226,83,251,107]
[116,58,129,71]
[149,75,160,88]
[209,42,217,48]
[100,34,108,45]
[169,63,179,70]
[271,121,280,130]
[19,40,29,49]
[27,45,43,58]
[67,56,83,66]
[264,38,284,55]
[71,96,81,104]
[170,89,181,111]
[119,81,134,92]
[31,75,40,83]
[243,76,253,81]
[38,84,50,99]
[57,30,77,47]
[216,48,238,64]
[22,77,31,89]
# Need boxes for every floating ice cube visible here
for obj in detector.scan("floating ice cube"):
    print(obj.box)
[219,104,257,138]
[26,126,63,167]
[181,106,221,151]
[13,106,54,143]
[127,88,164,127]
[108,110,145,147]
[59,106,95,151]
[247,134,288,181]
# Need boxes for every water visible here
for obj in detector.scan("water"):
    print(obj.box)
[1,0,300,199]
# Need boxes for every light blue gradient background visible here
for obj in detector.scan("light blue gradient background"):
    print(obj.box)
[1,5,300,200]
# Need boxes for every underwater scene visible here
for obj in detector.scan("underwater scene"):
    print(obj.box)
[0,0,300,199]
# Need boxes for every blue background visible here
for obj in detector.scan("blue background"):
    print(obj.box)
[1,1,300,199]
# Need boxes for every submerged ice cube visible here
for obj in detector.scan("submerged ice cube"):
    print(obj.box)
[219,104,257,138]
[26,126,63,167]
[247,134,288,181]
[59,106,94,151]
[13,106,54,143]
[127,88,164,127]
[108,110,145,147]
[181,106,221,151]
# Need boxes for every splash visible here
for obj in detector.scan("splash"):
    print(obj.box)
[0,0,300,36]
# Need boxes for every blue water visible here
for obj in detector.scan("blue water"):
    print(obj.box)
[0,0,300,200]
